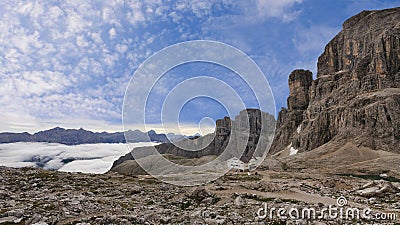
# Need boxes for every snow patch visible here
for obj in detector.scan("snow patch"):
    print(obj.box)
[296,124,302,134]
[289,145,298,156]
[287,142,298,156]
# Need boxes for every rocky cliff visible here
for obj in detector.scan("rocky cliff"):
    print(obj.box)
[111,109,276,171]
[270,8,400,155]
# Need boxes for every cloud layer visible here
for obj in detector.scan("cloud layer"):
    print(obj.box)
[0,142,158,174]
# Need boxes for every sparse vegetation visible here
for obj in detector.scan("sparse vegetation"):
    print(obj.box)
[281,162,289,171]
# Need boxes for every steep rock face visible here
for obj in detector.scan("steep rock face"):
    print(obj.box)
[270,70,313,153]
[287,70,313,111]
[318,8,400,78]
[270,8,400,155]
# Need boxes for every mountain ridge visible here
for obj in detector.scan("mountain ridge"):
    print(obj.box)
[110,108,276,174]
[0,127,185,145]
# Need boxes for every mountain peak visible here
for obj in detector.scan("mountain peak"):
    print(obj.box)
[271,7,400,156]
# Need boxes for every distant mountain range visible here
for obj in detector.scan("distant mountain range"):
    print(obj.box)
[0,127,185,145]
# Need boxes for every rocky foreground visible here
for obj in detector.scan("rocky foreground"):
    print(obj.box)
[1,166,399,225]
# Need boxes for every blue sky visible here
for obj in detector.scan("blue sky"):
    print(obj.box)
[0,0,399,134]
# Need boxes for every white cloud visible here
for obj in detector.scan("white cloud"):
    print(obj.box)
[0,108,124,133]
[207,0,304,24]
[102,6,118,25]
[190,0,213,17]
[66,11,86,34]
[175,2,187,11]
[116,43,128,54]
[293,25,339,54]
[90,32,103,44]
[13,31,43,53]
[292,25,339,74]
[143,122,215,136]
[0,112,41,133]
[126,1,146,24]
[109,27,117,39]
[2,70,70,97]
[169,11,181,23]
[48,5,64,20]
[29,1,45,19]
[255,0,303,22]
[76,35,89,47]
[16,1,34,16]
[103,53,118,67]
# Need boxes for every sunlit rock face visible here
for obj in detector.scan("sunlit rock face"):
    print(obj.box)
[270,8,400,155]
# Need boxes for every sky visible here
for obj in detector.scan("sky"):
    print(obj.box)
[0,0,399,135]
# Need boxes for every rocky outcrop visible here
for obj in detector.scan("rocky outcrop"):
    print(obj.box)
[111,109,276,170]
[270,8,400,155]
[356,180,399,197]
[287,69,313,111]
[270,70,313,153]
